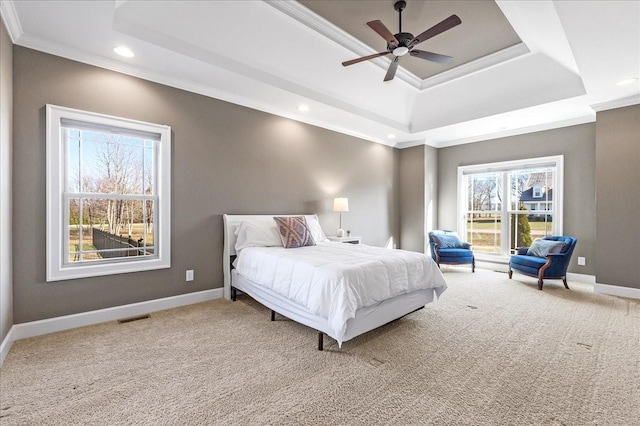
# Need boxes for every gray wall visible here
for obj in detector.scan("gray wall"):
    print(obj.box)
[12,47,400,323]
[595,104,640,289]
[399,145,425,252]
[399,144,438,253]
[424,145,438,239]
[438,124,597,276]
[0,18,13,344]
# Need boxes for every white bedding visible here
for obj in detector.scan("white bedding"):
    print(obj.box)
[234,242,447,344]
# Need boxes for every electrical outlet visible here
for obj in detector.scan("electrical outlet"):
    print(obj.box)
[577,257,586,266]
[186,270,194,281]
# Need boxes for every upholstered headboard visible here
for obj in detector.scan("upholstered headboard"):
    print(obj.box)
[222,214,320,300]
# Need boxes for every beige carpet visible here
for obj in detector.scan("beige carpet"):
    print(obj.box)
[1,270,639,425]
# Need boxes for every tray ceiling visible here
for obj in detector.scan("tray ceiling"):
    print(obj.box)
[299,0,522,80]
[1,0,638,148]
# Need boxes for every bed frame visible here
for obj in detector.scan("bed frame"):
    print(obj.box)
[223,214,438,350]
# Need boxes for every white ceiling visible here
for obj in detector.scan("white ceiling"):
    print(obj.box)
[2,0,639,148]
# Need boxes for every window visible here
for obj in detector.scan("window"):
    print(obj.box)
[457,156,563,259]
[533,185,543,198]
[46,105,171,281]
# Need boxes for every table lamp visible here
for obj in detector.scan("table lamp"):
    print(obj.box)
[333,197,349,237]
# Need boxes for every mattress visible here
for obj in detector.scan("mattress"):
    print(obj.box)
[234,242,447,344]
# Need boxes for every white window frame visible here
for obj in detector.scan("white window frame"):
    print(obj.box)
[46,104,171,281]
[457,155,563,262]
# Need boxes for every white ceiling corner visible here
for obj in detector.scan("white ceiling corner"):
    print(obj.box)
[0,0,21,42]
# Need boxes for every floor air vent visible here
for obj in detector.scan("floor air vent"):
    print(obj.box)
[117,314,150,324]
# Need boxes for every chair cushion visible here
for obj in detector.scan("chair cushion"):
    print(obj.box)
[527,238,565,257]
[437,248,473,259]
[437,248,474,265]
[510,254,547,269]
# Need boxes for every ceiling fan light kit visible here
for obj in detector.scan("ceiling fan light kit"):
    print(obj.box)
[342,0,462,82]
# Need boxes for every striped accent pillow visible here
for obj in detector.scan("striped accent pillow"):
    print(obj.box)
[273,216,316,249]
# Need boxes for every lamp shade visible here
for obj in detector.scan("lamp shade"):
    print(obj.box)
[333,197,349,212]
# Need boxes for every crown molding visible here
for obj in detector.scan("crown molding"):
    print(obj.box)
[0,0,22,42]
[390,113,595,149]
[394,139,428,149]
[590,95,640,112]
[13,29,407,146]
[433,114,595,148]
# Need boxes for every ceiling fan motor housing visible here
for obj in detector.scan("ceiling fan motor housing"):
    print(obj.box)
[388,32,414,50]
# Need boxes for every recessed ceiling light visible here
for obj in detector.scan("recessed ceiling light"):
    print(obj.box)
[298,104,309,112]
[113,46,134,58]
[387,134,396,140]
[616,78,638,86]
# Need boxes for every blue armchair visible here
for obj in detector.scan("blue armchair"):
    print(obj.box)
[428,230,475,272]
[508,236,577,290]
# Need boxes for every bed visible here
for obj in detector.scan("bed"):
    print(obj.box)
[223,214,447,350]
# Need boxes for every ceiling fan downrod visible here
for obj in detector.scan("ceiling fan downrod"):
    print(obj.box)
[394,0,406,33]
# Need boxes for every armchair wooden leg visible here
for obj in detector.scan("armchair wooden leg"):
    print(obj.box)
[472,259,475,273]
[563,277,570,289]
[508,269,512,279]
[538,278,544,290]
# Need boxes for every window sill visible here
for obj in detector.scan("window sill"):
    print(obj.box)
[47,257,170,282]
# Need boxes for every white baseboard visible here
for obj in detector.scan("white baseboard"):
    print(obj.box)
[566,272,596,284]
[594,283,640,300]
[0,326,16,366]
[1,288,223,366]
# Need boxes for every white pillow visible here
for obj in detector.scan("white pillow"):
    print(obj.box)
[234,219,283,253]
[305,216,329,243]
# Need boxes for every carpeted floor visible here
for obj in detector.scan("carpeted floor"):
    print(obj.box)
[1,269,639,425]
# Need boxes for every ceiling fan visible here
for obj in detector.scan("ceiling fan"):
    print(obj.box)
[342,0,462,82]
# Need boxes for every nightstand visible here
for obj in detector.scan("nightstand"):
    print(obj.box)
[327,236,362,244]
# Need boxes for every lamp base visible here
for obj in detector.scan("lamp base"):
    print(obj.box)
[337,229,345,237]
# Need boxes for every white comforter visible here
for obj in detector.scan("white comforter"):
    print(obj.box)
[235,242,447,343]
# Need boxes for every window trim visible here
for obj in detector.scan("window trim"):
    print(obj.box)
[46,104,171,281]
[456,155,564,262]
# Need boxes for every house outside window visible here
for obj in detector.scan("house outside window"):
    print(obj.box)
[457,155,563,259]
[46,105,171,281]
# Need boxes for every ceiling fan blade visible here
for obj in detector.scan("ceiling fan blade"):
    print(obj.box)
[410,49,454,64]
[384,57,400,82]
[342,51,391,67]
[409,15,462,47]
[367,20,400,46]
